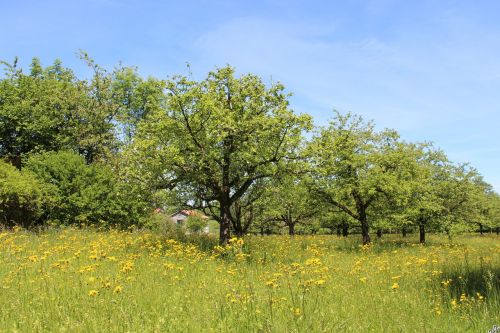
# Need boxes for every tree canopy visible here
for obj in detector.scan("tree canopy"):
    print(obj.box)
[130,66,312,243]
[1,56,498,243]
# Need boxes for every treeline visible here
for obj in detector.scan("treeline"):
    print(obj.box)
[1,56,499,244]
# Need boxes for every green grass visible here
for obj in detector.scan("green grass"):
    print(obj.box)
[0,229,498,332]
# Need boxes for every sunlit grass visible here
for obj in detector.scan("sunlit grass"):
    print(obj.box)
[0,228,498,332]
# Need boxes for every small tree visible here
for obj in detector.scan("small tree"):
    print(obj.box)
[308,112,420,244]
[259,173,317,235]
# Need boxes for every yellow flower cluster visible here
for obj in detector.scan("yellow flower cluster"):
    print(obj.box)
[0,228,497,332]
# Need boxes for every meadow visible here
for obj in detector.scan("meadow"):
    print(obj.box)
[0,228,498,332]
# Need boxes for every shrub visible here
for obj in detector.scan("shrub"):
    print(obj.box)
[25,151,149,228]
[0,160,50,228]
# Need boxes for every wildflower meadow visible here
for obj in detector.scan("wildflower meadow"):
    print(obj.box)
[0,228,498,332]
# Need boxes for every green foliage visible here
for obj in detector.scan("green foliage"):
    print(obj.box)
[1,56,498,242]
[0,55,159,166]
[308,112,423,243]
[0,160,50,227]
[0,58,85,166]
[131,66,312,243]
[257,172,317,235]
[483,192,500,231]
[25,151,148,227]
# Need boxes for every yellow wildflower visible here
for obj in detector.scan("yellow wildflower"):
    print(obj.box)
[88,290,99,297]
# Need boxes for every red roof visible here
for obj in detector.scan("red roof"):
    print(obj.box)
[171,210,209,219]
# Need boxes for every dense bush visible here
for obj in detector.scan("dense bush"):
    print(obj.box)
[24,151,149,228]
[0,160,51,228]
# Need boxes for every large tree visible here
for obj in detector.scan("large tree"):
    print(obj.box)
[131,66,311,244]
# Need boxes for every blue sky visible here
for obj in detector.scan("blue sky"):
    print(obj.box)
[1,0,499,190]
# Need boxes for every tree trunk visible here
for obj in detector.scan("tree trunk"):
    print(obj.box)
[419,224,425,244]
[219,201,231,245]
[260,226,264,236]
[354,193,370,244]
[342,223,349,237]
[336,226,341,237]
[360,215,370,245]
[220,135,233,245]
[288,223,295,236]
[479,223,484,235]
[232,219,247,237]
[496,227,499,235]
[376,229,382,239]
[402,227,407,238]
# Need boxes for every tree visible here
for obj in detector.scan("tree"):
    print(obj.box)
[131,66,312,244]
[437,163,485,237]
[485,193,500,235]
[382,144,448,243]
[112,67,165,143]
[403,148,488,243]
[0,54,149,167]
[259,174,317,235]
[308,112,421,244]
[0,57,85,168]
[74,52,127,163]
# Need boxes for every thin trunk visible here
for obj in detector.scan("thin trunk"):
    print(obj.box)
[419,224,425,244]
[342,223,349,237]
[479,223,484,235]
[288,223,295,236]
[376,229,382,239]
[232,202,245,237]
[336,226,341,237]
[496,227,499,235]
[260,226,264,236]
[402,227,407,238]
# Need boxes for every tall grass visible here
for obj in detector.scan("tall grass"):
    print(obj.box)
[0,228,498,332]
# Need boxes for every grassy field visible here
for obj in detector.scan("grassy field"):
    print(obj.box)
[0,228,498,332]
